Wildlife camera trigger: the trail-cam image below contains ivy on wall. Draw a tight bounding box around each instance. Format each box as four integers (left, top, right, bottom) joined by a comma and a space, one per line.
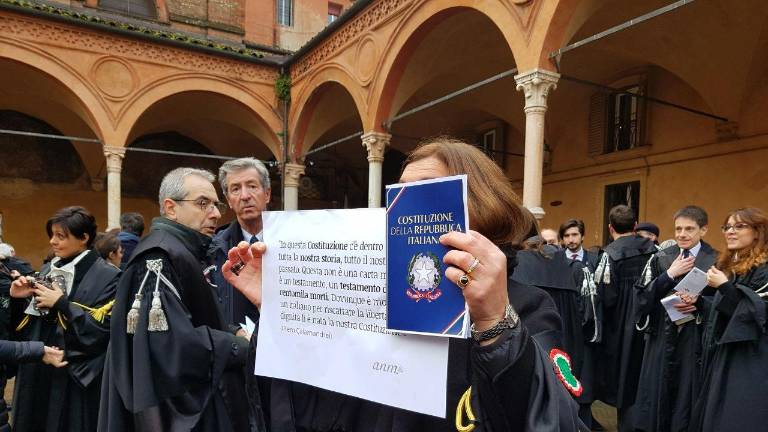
275, 74, 292, 102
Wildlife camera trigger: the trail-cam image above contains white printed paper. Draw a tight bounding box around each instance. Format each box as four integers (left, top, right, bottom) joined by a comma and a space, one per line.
661, 294, 695, 324
240, 316, 256, 338
256, 208, 450, 418
674, 267, 708, 296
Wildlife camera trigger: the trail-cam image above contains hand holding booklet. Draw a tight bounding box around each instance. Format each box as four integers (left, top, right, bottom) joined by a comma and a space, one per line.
385, 175, 470, 338
661, 267, 709, 324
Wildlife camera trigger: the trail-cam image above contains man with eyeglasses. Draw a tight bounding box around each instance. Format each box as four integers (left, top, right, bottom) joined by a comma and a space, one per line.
632, 205, 718, 432
99, 167, 249, 432
210, 158, 271, 334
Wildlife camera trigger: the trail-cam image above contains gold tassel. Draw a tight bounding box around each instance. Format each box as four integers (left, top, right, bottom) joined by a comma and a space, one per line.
126, 293, 141, 334
72, 299, 115, 324
147, 289, 168, 332
15, 315, 30, 332
57, 312, 68, 330
455, 386, 476, 432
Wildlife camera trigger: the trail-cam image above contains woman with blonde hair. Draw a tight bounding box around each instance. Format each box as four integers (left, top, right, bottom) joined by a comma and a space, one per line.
690, 207, 768, 432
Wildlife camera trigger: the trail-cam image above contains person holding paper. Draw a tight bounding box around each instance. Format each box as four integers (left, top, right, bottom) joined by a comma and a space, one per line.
689, 207, 768, 432
223, 138, 584, 432
98, 168, 250, 432
632, 205, 718, 432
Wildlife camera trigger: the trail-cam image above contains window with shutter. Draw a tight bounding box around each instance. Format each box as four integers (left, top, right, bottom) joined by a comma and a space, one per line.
589, 75, 649, 156
588, 92, 608, 155
100, 0, 157, 19
607, 85, 644, 152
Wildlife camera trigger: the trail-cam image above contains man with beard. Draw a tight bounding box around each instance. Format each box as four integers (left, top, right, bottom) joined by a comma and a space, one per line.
211, 158, 271, 331
593, 205, 657, 431
98, 168, 250, 431
559, 219, 599, 272
633, 206, 717, 432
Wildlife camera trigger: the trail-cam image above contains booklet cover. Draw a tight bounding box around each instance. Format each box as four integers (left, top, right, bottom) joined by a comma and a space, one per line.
385, 175, 470, 338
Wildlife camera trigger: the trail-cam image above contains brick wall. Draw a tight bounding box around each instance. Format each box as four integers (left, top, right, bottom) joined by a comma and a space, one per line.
166, 0, 244, 33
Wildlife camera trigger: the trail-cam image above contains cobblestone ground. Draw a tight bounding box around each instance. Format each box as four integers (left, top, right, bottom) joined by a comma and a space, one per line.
592, 401, 618, 432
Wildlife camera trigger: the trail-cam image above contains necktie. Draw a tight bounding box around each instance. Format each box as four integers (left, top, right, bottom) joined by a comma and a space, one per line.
571, 253, 578, 261
683, 249, 690, 258
249, 235, 259, 245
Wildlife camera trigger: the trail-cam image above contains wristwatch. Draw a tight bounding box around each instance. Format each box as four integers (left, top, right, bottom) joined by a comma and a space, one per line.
471, 304, 520, 342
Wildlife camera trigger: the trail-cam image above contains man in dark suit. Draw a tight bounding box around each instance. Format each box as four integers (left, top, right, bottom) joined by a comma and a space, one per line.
559, 218, 599, 272
210, 157, 271, 332
633, 205, 718, 432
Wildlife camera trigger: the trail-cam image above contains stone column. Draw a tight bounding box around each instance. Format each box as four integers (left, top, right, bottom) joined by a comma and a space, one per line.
361, 132, 391, 208
515, 69, 559, 220
283, 162, 305, 211
104, 147, 126, 229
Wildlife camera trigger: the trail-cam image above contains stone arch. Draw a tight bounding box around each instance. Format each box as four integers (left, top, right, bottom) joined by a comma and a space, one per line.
291, 74, 365, 158
0, 38, 112, 181
115, 73, 282, 158
369, 1, 525, 130
0, 37, 108, 139
290, 64, 367, 154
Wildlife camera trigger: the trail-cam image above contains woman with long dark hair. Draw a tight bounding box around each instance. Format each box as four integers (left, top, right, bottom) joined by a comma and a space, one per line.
10, 206, 120, 432
690, 207, 768, 431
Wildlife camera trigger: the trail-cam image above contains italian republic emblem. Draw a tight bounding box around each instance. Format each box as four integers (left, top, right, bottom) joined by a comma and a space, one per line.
406, 252, 442, 302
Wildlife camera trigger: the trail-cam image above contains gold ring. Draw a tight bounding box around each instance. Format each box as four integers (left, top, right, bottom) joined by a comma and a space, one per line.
458, 273, 471, 289
466, 257, 481, 275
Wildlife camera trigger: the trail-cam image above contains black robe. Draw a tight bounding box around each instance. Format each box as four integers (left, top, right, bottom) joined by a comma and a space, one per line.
512, 247, 589, 403
12, 250, 120, 432
632, 242, 717, 432
98, 217, 250, 432
688, 262, 768, 432
245, 251, 586, 432
594, 234, 656, 410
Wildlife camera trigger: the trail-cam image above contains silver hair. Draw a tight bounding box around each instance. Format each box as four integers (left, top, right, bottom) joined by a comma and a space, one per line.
0, 243, 14, 259
158, 167, 216, 215
218, 157, 271, 196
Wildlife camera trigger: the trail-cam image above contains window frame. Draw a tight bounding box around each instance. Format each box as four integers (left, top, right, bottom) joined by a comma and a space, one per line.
277, 0, 294, 27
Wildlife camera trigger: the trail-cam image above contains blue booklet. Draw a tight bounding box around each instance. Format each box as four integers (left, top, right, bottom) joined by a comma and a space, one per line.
385, 175, 470, 338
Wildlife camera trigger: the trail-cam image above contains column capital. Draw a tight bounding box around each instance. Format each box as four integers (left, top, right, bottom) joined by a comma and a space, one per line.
104, 146, 126, 174
514, 69, 560, 112
284, 162, 305, 188
526, 206, 546, 220
103, 146, 126, 158
361, 132, 391, 163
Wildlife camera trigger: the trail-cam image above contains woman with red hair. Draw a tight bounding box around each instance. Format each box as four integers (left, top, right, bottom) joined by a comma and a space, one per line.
690, 207, 768, 432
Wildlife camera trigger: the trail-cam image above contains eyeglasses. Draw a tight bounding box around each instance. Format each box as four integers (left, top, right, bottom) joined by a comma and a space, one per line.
721, 223, 751, 233
175, 198, 227, 214
228, 184, 263, 197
